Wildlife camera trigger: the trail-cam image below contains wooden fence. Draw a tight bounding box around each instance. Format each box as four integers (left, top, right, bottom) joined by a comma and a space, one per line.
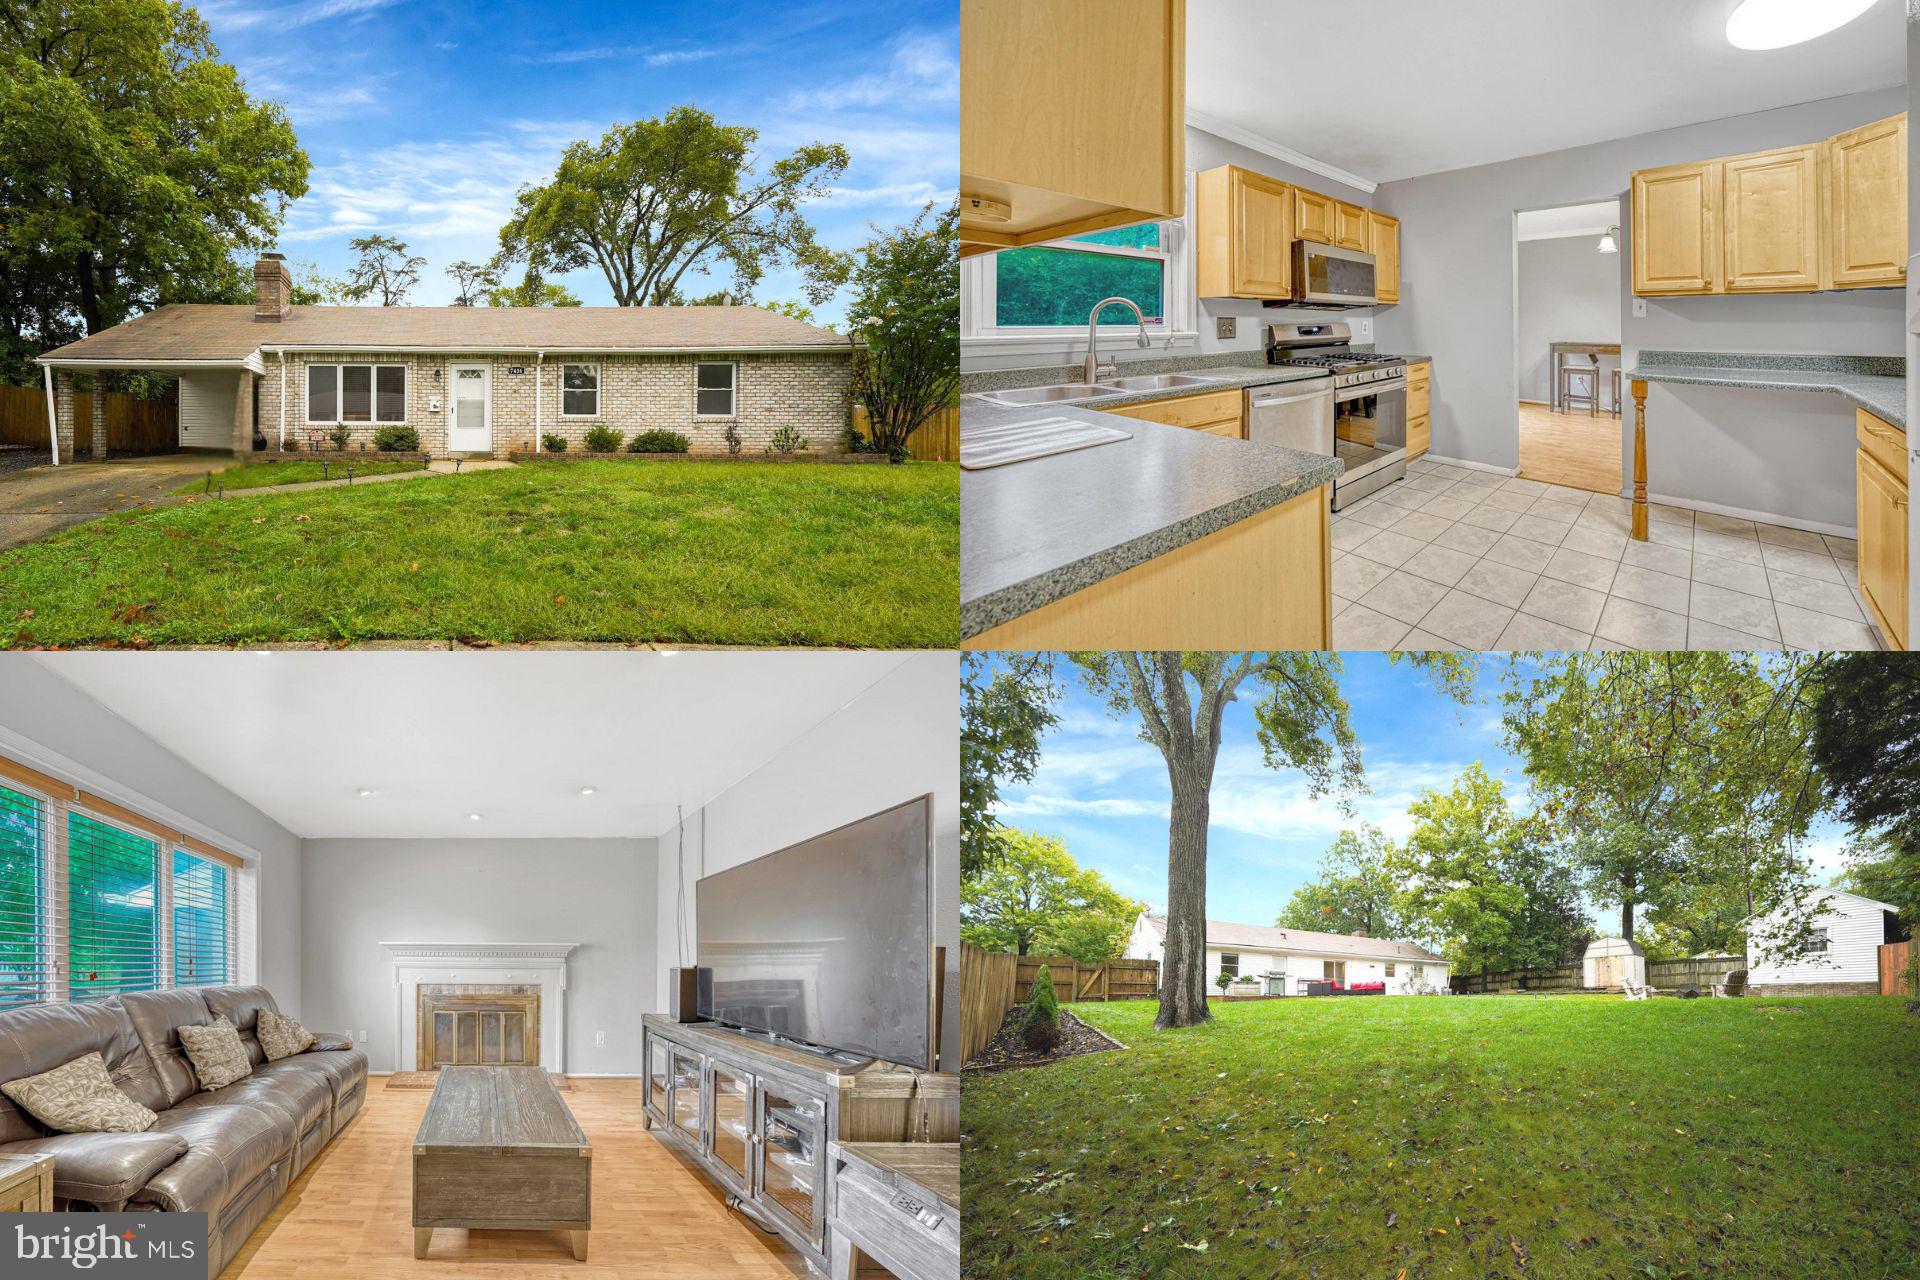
851, 404, 959, 462
959, 944, 1160, 1065
960, 942, 1019, 1065
0, 384, 178, 454
1880, 940, 1915, 996
1450, 954, 1746, 994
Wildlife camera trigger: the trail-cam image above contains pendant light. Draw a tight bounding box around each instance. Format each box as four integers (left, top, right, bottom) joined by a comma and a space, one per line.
1596, 226, 1620, 254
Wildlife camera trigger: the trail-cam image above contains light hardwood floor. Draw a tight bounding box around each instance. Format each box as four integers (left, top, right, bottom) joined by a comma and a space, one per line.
223, 1077, 807, 1280
1517, 401, 1623, 495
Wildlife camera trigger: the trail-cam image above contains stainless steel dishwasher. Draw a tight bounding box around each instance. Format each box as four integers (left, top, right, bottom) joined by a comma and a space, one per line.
1245, 374, 1335, 461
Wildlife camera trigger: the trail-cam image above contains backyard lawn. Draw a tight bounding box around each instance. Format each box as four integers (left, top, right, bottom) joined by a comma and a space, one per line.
963, 995, 1920, 1280
0, 461, 957, 647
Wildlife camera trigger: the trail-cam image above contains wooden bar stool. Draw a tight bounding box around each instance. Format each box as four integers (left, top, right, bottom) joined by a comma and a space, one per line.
1610, 366, 1622, 417
1556, 359, 1600, 416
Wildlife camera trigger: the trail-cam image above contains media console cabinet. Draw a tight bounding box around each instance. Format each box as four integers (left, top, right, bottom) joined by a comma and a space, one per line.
640, 1014, 958, 1275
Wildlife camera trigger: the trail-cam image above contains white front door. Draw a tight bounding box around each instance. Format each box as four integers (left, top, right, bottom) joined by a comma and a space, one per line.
447, 363, 491, 452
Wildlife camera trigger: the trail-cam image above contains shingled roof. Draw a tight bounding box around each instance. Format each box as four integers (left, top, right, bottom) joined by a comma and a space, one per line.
39, 304, 853, 365
1140, 914, 1447, 963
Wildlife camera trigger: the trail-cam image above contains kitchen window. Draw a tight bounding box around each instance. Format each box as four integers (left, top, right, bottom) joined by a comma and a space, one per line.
695, 362, 735, 417
960, 218, 1195, 358
562, 363, 599, 417
306, 363, 407, 424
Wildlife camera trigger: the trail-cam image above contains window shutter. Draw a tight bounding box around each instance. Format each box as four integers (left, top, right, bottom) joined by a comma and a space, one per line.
171, 849, 231, 988
0, 785, 50, 1011
64, 811, 160, 1003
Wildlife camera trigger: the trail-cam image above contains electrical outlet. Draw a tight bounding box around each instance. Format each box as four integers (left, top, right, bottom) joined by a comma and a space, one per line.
357, 1029, 367, 1043
1215, 315, 1236, 340
595, 1030, 606, 1047
1354, 317, 1373, 341
1632, 297, 1648, 318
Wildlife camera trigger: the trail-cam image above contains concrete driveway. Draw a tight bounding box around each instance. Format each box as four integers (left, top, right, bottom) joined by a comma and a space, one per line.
0, 456, 224, 550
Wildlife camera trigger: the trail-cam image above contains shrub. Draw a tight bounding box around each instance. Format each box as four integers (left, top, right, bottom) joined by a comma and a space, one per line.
724, 423, 743, 456
1215, 971, 1234, 996
583, 425, 623, 453
326, 424, 353, 452
542, 433, 568, 453
627, 429, 691, 454
373, 424, 419, 452
1020, 966, 1061, 1053
281, 437, 302, 452
768, 424, 809, 454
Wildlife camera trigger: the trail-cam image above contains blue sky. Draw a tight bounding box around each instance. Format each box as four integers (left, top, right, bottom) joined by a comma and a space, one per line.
994, 655, 1852, 931
194, 0, 957, 325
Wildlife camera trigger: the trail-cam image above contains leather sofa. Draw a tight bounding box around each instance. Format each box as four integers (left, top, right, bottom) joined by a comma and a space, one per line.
0, 985, 367, 1278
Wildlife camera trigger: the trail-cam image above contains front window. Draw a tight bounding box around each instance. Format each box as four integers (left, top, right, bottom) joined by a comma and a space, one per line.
1220, 952, 1239, 978
171, 850, 231, 987
563, 364, 600, 417
306, 363, 406, 424
66, 812, 159, 1003
696, 362, 736, 417
0, 785, 48, 1011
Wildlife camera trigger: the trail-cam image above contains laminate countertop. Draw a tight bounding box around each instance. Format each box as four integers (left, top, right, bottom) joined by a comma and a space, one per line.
960, 380, 1342, 639
1627, 352, 1905, 429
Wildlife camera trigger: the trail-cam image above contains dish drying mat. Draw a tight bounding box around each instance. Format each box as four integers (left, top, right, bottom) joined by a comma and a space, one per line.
961, 416, 1131, 469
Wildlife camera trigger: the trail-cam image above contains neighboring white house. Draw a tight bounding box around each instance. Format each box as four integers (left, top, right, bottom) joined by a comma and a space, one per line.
1746, 888, 1902, 995
1125, 912, 1450, 995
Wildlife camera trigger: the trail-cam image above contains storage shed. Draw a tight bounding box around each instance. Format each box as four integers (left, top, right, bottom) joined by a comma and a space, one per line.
1583, 936, 1645, 991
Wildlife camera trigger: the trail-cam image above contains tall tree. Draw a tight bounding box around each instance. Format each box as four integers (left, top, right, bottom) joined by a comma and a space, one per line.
1836, 830, 1920, 924
484, 256, 581, 308
1276, 824, 1403, 938
1809, 652, 1920, 849
0, 0, 308, 368
847, 202, 958, 459
286, 258, 347, 306
960, 653, 1059, 880
960, 829, 1142, 960
444, 260, 499, 307
499, 106, 850, 307
1074, 653, 1364, 1028
343, 235, 424, 306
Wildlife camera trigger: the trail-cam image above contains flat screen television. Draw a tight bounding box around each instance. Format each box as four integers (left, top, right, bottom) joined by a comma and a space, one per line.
696, 795, 933, 1070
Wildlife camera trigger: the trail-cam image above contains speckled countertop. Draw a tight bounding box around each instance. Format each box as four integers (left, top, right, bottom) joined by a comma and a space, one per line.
960, 388, 1342, 639
1627, 351, 1906, 429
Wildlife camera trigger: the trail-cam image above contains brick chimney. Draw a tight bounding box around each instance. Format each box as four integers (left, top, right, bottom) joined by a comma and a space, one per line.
253, 253, 293, 321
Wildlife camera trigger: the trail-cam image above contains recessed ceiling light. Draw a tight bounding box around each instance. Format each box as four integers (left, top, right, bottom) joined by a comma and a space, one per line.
579, 787, 597, 797
357, 788, 375, 798
1725, 0, 1876, 50
468, 813, 482, 821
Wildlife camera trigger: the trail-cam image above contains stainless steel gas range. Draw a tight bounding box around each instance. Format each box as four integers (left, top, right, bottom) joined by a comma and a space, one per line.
1265, 321, 1408, 509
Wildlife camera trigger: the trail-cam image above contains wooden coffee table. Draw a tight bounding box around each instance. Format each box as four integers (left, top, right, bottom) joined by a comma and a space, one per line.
412, 1066, 592, 1261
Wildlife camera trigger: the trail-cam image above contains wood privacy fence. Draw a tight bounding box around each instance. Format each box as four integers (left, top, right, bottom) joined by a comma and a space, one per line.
959, 943, 1160, 1065
1450, 954, 1746, 994
851, 404, 959, 462
960, 942, 1019, 1065
1880, 940, 1916, 996
0, 385, 177, 453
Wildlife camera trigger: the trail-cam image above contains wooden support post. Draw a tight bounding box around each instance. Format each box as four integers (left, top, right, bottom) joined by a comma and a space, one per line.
1630, 378, 1649, 541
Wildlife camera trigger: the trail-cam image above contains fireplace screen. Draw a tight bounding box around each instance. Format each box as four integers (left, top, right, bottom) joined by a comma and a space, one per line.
416, 984, 539, 1070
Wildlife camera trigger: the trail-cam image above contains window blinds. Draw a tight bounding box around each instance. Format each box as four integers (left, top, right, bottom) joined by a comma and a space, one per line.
0, 785, 49, 1011
65, 811, 160, 1003
171, 849, 231, 988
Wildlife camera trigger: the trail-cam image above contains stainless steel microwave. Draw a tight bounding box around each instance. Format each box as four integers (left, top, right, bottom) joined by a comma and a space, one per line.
1290, 240, 1377, 308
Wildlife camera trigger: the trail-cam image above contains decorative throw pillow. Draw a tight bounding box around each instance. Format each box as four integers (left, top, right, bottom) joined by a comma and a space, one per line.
0, 1051, 157, 1134
176, 1018, 252, 1091
257, 1008, 316, 1062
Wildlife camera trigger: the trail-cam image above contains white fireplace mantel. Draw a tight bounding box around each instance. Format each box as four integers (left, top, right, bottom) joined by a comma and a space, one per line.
381, 941, 580, 1075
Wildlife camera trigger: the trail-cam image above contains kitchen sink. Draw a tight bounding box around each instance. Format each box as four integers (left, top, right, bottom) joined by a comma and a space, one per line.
1096, 373, 1225, 391
971, 383, 1123, 406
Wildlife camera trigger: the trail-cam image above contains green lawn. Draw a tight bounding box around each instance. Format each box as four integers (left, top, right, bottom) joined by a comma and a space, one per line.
172, 458, 425, 493
0, 461, 957, 647
963, 995, 1920, 1280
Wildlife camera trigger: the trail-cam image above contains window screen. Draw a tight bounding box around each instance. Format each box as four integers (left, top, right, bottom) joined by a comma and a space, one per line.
0, 786, 48, 1012
66, 812, 158, 1003
563, 364, 599, 417
375, 366, 406, 423
306, 364, 338, 422
341, 365, 373, 422
695, 362, 735, 416
171, 850, 230, 988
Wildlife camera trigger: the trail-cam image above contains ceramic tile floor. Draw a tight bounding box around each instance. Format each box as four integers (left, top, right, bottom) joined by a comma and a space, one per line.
1331, 458, 1884, 652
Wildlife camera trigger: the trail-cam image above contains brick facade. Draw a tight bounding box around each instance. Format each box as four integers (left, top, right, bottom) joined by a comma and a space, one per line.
255, 350, 852, 456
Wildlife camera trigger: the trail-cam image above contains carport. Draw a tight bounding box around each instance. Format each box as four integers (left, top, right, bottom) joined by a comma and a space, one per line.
35, 355, 261, 465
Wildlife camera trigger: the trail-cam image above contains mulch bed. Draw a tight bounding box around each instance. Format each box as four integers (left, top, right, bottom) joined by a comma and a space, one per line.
0, 449, 50, 475
963, 1007, 1127, 1074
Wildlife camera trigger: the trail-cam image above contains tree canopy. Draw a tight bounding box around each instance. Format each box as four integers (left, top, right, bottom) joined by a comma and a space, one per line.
1276, 824, 1404, 939
960, 653, 1060, 881
960, 829, 1142, 962
847, 202, 958, 458
343, 235, 424, 306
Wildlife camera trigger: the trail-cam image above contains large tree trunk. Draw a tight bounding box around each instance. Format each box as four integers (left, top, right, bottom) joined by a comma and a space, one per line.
1158, 762, 1212, 1029
1620, 872, 1637, 940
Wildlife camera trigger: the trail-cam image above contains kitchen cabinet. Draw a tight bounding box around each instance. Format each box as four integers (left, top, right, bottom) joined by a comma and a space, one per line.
959, 0, 1185, 256
1333, 201, 1371, 252
1103, 387, 1243, 437
1830, 113, 1908, 288
1294, 187, 1337, 245
1722, 144, 1822, 292
1856, 408, 1907, 649
1369, 211, 1401, 304
1406, 360, 1430, 460
1195, 165, 1293, 299
1632, 160, 1720, 295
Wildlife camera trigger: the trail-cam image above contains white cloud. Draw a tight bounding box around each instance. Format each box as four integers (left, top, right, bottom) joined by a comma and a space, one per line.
202, 0, 406, 31
785, 32, 956, 113
515, 44, 720, 66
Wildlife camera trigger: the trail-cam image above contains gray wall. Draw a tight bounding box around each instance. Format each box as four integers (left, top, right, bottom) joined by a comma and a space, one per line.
1516, 234, 1622, 407
0, 658, 306, 1004
1376, 88, 1905, 531
656, 652, 960, 1072
299, 837, 656, 1075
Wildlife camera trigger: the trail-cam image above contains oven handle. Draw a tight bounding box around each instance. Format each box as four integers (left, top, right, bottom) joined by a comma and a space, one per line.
1335, 376, 1407, 401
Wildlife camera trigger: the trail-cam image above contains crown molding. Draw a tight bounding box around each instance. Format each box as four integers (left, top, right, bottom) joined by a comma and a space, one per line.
1185, 109, 1380, 195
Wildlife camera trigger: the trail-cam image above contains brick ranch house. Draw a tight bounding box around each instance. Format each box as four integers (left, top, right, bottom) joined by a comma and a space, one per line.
34, 254, 856, 461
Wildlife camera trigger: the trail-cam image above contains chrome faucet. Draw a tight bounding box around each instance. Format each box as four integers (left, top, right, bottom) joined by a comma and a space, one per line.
1083, 296, 1150, 385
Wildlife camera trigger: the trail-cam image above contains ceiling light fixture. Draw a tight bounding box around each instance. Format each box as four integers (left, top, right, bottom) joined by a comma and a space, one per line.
1725, 0, 1876, 50
1596, 225, 1620, 254
357, 788, 374, 798
579, 787, 597, 797
468, 813, 482, 821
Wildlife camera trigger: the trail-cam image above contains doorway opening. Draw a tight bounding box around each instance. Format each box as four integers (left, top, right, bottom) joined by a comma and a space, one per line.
1513, 199, 1624, 493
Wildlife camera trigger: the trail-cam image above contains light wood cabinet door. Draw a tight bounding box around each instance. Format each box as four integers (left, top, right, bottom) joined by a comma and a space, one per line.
1369, 211, 1401, 303
1857, 447, 1908, 650
1632, 160, 1719, 295
1830, 113, 1908, 288
1332, 201, 1370, 251
1196, 165, 1292, 298
1294, 187, 1336, 244
960, 0, 1185, 254
1722, 145, 1822, 292
1103, 388, 1243, 432
1406, 415, 1430, 460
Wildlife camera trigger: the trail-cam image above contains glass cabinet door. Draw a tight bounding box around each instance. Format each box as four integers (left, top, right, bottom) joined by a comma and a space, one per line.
669, 1048, 702, 1141
755, 1082, 826, 1244
646, 1035, 670, 1119
708, 1061, 753, 1192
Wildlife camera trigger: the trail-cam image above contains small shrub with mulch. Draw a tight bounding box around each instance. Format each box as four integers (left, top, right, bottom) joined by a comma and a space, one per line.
628, 429, 691, 454
965, 1006, 1123, 1074
583, 425, 623, 453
